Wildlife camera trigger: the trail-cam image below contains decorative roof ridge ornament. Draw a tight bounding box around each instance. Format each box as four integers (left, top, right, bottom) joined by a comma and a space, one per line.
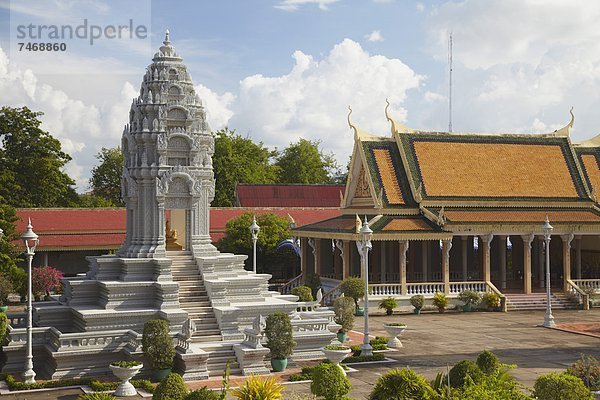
385, 98, 414, 135
576, 132, 600, 147
347, 105, 378, 141
355, 214, 362, 233
553, 107, 574, 137
414, 181, 423, 203
436, 206, 447, 227
376, 188, 384, 209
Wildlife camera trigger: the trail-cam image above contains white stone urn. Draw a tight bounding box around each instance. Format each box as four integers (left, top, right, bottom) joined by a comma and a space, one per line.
322, 345, 352, 376
383, 323, 407, 348
109, 362, 143, 397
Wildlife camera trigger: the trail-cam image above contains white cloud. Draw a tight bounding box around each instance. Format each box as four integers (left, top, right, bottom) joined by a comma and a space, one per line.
416, 2, 425, 12
228, 39, 422, 164
274, 0, 339, 11
420, 0, 600, 140
365, 30, 384, 43
194, 84, 235, 130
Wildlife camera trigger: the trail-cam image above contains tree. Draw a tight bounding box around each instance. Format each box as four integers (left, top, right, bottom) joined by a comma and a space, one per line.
89, 147, 124, 206
216, 212, 290, 256
212, 128, 279, 207
0, 197, 26, 298
0, 106, 78, 207
275, 138, 339, 184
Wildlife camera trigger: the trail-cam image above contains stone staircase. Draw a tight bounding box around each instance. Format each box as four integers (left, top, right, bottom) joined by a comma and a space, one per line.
505, 292, 579, 311
169, 251, 222, 342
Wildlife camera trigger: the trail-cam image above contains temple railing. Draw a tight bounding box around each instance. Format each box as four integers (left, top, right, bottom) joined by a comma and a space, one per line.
567, 279, 590, 310
449, 281, 486, 294
6, 312, 26, 328
572, 279, 600, 293
322, 282, 343, 306
369, 281, 489, 297
280, 273, 303, 294
485, 281, 507, 312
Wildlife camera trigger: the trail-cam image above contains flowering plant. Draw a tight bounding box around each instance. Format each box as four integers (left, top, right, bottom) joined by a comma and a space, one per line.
32, 266, 63, 299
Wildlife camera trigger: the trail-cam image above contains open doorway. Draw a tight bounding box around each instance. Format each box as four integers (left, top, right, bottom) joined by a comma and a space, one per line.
166, 209, 188, 251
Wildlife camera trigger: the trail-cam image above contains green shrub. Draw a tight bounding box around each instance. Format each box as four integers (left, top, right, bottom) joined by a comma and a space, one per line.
567, 354, 600, 391
532, 372, 593, 400
265, 312, 296, 360
410, 294, 424, 310
333, 296, 355, 333
305, 273, 322, 298
0, 274, 13, 306
432, 292, 448, 311
110, 360, 142, 368
483, 292, 501, 309
0, 312, 7, 345
368, 368, 435, 400
342, 353, 385, 364
477, 350, 500, 375
310, 363, 351, 400
142, 319, 175, 370
185, 387, 220, 400
448, 360, 483, 388
152, 372, 189, 400
455, 371, 531, 400
378, 297, 397, 315
77, 394, 116, 400
292, 285, 314, 302
230, 374, 284, 400
340, 277, 365, 309
458, 290, 482, 306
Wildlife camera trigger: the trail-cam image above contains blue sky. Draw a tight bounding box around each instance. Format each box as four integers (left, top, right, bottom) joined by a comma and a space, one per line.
1, 0, 600, 190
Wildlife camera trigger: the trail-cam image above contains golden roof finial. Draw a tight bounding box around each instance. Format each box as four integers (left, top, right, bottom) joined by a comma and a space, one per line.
347, 105, 378, 141
554, 107, 574, 137
385, 98, 414, 134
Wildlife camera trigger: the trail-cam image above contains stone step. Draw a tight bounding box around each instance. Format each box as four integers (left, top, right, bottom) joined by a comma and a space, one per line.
192, 334, 223, 343
179, 296, 210, 303
193, 329, 222, 337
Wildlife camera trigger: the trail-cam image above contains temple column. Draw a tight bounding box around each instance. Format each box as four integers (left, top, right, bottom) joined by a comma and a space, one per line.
481, 234, 493, 283
309, 239, 320, 276
461, 236, 468, 281
575, 236, 582, 279
381, 241, 387, 283
342, 241, 351, 279
421, 241, 429, 282
522, 234, 534, 294
562, 234, 574, 292
498, 235, 507, 289
300, 238, 309, 275
397, 240, 408, 295
442, 239, 452, 294
538, 237, 545, 288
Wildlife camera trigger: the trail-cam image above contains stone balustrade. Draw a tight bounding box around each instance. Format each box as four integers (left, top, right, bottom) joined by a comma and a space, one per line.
572, 279, 600, 293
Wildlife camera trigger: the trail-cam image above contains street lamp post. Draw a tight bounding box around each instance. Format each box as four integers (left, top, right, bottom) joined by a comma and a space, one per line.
357, 216, 373, 357
21, 218, 38, 384
542, 216, 555, 328
250, 216, 260, 274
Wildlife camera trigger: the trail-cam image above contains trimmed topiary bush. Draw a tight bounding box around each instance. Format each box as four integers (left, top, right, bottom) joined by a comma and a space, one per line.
310, 362, 351, 400
477, 350, 500, 375
533, 372, 593, 400
410, 294, 424, 311
448, 360, 484, 388
152, 372, 189, 400
0, 312, 7, 345
368, 368, 435, 400
265, 312, 296, 360
230, 374, 284, 400
185, 387, 220, 400
292, 285, 313, 302
0, 274, 13, 307
333, 296, 355, 334
142, 319, 175, 370
340, 277, 364, 310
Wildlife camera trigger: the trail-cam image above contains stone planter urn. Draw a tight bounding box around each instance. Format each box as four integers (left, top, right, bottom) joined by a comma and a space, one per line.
322, 346, 351, 376
109, 363, 143, 396
383, 323, 406, 348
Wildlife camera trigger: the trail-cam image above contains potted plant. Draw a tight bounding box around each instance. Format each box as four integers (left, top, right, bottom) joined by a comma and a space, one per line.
410, 295, 424, 315
383, 323, 407, 348
482, 292, 501, 311
432, 292, 448, 313
378, 297, 397, 316
142, 319, 175, 381
264, 312, 296, 372
322, 345, 352, 375
340, 277, 365, 316
0, 274, 13, 312
458, 290, 482, 312
110, 360, 143, 396
333, 296, 355, 343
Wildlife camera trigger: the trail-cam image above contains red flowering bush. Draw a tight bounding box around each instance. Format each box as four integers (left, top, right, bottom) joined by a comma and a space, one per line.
32, 266, 63, 299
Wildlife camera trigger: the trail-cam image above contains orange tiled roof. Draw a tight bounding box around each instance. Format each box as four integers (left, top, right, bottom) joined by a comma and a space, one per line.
412, 140, 579, 198
373, 148, 404, 205
580, 154, 600, 198
442, 209, 600, 223
380, 218, 433, 231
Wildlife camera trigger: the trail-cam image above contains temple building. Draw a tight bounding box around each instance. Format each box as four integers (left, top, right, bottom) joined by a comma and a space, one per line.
291, 103, 600, 310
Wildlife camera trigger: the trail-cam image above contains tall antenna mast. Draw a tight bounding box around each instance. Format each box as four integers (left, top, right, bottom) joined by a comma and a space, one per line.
448, 32, 453, 132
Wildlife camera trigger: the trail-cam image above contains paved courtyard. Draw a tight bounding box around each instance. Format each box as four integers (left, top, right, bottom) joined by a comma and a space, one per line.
2, 308, 599, 399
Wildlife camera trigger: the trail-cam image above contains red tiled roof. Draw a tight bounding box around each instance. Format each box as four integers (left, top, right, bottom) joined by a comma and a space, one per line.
15, 208, 341, 250
235, 184, 344, 207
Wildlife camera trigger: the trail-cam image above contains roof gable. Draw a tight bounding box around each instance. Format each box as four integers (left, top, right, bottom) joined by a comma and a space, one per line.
575, 147, 600, 203
399, 133, 587, 202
